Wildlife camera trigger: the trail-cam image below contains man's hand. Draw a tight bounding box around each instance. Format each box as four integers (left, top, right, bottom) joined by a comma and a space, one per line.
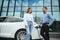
47, 24, 50, 27
25, 25, 29, 28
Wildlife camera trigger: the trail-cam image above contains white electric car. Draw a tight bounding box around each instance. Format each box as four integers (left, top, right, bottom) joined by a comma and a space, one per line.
0, 16, 43, 40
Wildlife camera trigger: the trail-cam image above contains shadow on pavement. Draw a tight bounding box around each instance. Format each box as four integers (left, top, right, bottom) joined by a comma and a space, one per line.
0, 37, 14, 40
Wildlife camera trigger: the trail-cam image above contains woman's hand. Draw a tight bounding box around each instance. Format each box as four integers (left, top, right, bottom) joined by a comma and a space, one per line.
25, 25, 29, 28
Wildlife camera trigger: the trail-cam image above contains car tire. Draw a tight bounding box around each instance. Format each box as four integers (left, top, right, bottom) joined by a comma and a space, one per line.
15, 30, 26, 40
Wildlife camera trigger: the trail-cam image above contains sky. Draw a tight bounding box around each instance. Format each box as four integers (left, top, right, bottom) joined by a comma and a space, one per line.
0, 0, 60, 21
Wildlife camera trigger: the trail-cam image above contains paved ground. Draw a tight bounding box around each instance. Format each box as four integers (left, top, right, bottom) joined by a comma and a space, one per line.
0, 38, 14, 40
0, 37, 60, 40
50, 37, 60, 40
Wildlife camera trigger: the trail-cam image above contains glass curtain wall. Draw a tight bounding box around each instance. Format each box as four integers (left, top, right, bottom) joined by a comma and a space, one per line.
0, 0, 60, 32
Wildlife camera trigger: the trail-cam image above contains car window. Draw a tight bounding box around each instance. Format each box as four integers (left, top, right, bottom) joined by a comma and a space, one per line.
5, 17, 23, 22
0, 17, 6, 22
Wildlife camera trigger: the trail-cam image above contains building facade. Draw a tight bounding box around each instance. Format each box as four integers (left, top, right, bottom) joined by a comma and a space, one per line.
0, 0, 60, 32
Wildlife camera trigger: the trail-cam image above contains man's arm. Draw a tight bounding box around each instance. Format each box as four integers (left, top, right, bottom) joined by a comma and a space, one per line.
48, 13, 54, 25
40, 17, 43, 26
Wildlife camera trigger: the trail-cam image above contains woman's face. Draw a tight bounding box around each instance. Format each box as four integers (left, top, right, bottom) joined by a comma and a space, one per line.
29, 9, 32, 14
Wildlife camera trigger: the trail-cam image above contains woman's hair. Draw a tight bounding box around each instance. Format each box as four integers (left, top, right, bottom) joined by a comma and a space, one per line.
26, 8, 32, 13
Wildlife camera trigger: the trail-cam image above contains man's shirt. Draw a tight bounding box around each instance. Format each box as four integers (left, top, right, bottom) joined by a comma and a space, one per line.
40, 12, 54, 26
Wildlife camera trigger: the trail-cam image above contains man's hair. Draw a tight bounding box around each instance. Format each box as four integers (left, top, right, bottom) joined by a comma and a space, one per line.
26, 8, 32, 13
43, 6, 47, 10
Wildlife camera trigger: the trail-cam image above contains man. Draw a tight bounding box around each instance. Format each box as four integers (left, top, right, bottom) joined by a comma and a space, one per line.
40, 7, 54, 40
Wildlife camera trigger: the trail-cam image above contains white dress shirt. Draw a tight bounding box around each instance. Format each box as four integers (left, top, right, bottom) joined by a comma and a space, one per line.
24, 13, 34, 26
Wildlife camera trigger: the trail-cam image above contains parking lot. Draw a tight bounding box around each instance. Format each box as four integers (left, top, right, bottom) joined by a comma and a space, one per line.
0, 37, 60, 40
0, 33, 60, 40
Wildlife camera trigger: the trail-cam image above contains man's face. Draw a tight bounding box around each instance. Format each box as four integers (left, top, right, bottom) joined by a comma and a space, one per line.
42, 8, 47, 13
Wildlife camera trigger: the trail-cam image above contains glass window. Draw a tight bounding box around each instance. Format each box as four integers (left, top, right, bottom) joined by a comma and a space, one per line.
20, 11, 24, 18
47, 7, 51, 12
16, 0, 21, 6
52, 7, 59, 12
37, 12, 43, 17
36, 0, 43, 6
0, 7, 1, 11
9, 7, 14, 12
28, 0, 37, 6
2, 7, 7, 12
32, 12, 36, 17
8, 12, 13, 16
3, 0, 8, 7
31, 7, 36, 11
24, 11, 26, 14
22, 0, 28, 6
15, 12, 20, 17
32, 12, 36, 21
52, 0, 59, 6
22, 7, 28, 11
1, 12, 6, 16
53, 12, 60, 21
15, 7, 21, 12
36, 12, 43, 23
6, 17, 23, 22
31, 3, 36, 6
0, 0, 2, 7
36, 7, 43, 12
9, 0, 15, 6
44, 0, 51, 6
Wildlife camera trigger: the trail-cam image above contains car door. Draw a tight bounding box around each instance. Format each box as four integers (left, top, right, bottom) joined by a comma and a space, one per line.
0, 17, 24, 37
0, 17, 18, 37
0, 17, 6, 36
0, 22, 17, 36
0, 17, 2, 34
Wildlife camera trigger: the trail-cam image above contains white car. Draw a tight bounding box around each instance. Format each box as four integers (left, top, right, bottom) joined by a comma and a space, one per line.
0, 16, 43, 40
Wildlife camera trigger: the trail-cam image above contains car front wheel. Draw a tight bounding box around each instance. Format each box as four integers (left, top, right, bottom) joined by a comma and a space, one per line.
15, 30, 26, 40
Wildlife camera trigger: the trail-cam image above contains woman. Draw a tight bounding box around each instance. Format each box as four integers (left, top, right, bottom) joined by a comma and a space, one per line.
24, 8, 34, 40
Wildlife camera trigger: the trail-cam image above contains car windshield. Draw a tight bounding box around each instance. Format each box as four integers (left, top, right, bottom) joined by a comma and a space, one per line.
5, 17, 23, 22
